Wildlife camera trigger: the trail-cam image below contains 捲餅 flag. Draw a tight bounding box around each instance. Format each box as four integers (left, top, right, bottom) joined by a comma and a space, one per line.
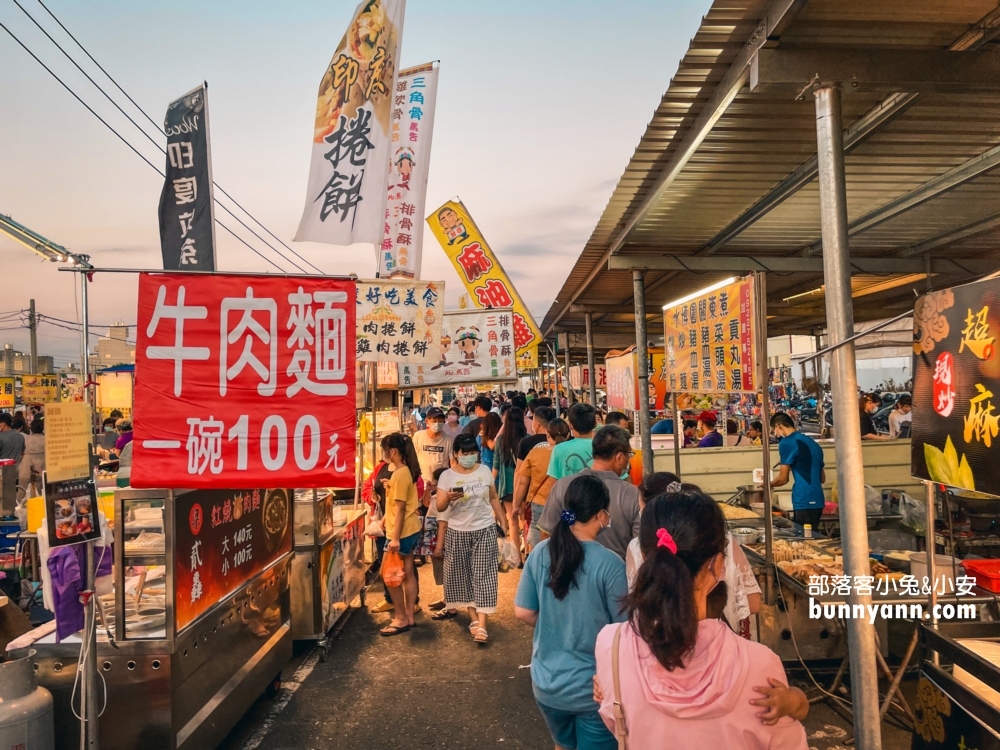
295, 0, 406, 247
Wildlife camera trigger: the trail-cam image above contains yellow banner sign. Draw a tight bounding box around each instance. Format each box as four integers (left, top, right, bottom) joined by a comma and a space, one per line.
427, 199, 541, 370
22, 374, 60, 403
0, 378, 14, 408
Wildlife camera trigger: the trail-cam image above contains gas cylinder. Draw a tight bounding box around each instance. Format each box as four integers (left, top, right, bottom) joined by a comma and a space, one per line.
0, 650, 55, 750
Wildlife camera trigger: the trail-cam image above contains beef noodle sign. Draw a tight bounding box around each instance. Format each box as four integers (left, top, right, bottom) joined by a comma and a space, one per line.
132, 273, 356, 489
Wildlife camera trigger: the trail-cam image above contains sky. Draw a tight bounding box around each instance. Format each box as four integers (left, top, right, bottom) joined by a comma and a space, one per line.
0, 0, 704, 368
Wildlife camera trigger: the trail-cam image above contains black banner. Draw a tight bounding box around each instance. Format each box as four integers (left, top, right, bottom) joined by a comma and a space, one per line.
158, 84, 216, 270
912, 277, 1000, 496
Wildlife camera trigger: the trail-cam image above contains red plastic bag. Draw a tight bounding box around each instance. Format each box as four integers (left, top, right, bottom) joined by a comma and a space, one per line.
381, 550, 405, 588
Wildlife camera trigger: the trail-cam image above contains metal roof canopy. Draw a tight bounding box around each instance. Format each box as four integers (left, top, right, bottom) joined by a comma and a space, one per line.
542, 0, 1000, 354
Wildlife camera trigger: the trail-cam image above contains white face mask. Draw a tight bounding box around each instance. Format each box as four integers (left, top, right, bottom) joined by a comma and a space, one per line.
457, 454, 477, 469
446, 414, 458, 424
429, 422, 443, 434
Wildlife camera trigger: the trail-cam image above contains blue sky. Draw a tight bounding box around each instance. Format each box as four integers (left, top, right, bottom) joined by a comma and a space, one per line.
0, 0, 704, 366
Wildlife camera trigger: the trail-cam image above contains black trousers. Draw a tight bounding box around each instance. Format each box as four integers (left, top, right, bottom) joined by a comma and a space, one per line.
792, 507, 823, 531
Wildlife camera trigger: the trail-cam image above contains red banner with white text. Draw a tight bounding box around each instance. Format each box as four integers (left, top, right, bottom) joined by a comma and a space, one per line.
132, 273, 356, 489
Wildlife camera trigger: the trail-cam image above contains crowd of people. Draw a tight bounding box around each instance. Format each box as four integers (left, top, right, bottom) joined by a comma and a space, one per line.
365, 389, 820, 749
0, 405, 47, 499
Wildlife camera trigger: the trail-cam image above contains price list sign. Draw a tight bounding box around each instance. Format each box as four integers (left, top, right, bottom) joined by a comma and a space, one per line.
662, 275, 757, 394
132, 274, 356, 489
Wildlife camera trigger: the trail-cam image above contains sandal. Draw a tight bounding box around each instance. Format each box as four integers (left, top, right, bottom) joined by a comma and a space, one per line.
380, 623, 411, 637
474, 628, 488, 644
431, 609, 457, 620
469, 621, 480, 636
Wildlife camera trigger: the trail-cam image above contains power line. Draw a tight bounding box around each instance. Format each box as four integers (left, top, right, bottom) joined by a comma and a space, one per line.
0, 18, 289, 273
27, 0, 325, 276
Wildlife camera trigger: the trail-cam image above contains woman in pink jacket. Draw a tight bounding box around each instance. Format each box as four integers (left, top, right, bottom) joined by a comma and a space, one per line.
594, 488, 808, 749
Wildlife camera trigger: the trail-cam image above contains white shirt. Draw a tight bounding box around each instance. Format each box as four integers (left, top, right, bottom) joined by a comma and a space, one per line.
438, 464, 496, 532
888, 410, 911, 438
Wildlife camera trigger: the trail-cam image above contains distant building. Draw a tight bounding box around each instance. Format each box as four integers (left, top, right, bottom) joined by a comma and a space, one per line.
88, 324, 135, 370
0, 344, 55, 375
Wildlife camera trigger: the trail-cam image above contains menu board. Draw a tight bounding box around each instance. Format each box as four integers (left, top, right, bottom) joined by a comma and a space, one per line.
22, 374, 60, 403
399, 308, 517, 387
45, 402, 94, 483
605, 350, 638, 411
911, 279, 1000, 496
0, 378, 14, 408
662, 275, 757, 393
44, 474, 102, 547
173, 487, 292, 631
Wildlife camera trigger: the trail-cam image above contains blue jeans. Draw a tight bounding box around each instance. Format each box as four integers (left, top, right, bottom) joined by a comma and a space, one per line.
526, 502, 545, 549
535, 700, 617, 750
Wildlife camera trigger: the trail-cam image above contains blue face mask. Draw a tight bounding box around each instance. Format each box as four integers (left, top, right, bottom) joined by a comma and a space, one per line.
457, 454, 477, 469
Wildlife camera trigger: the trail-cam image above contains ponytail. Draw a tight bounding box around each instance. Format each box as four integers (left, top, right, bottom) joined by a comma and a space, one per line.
380, 432, 422, 483
547, 474, 610, 600
626, 488, 726, 671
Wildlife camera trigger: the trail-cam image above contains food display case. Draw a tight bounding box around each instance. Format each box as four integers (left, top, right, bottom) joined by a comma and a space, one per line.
10, 486, 294, 750
291, 488, 368, 649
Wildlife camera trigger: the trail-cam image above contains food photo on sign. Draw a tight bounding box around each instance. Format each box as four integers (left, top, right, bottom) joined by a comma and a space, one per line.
911, 279, 1000, 497
131, 273, 356, 489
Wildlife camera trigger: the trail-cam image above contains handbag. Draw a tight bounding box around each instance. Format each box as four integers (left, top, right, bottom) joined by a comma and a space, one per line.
364, 503, 385, 538
612, 624, 628, 750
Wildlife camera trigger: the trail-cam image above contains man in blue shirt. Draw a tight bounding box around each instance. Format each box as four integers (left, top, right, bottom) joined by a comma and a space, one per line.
770, 412, 826, 529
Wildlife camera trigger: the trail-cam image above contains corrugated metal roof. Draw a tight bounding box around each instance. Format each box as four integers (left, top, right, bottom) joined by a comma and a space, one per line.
543, 0, 1000, 351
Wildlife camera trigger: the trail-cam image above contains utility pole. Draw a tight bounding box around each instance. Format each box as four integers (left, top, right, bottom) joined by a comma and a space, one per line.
28, 299, 38, 374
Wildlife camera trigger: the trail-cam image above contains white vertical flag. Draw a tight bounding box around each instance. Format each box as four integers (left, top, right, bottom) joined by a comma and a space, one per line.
378, 62, 439, 279
294, 0, 406, 246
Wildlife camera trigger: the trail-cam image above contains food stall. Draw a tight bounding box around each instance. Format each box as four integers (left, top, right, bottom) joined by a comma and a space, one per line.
908, 278, 1000, 748
9, 486, 293, 750
291, 487, 368, 650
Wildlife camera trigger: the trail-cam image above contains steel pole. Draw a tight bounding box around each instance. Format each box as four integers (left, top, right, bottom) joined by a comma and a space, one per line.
585, 312, 597, 406
565, 346, 573, 404
814, 84, 882, 750
756, 272, 774, 604
632, 270, 654, 478
28, 298, 38, 374
671, 393, 682, 478
78, 263, 100, 749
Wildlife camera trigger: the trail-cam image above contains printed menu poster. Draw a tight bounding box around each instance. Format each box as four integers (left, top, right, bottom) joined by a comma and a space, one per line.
44, 474, 102, 548
399, 308, 517, 387
356, 278, 444, 364
662, 275, 757, 394
45, 402, 94, 483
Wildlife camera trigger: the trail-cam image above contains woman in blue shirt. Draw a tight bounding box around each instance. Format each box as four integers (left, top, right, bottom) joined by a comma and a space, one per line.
477, 412, 501, 476
515, 474, 627, 750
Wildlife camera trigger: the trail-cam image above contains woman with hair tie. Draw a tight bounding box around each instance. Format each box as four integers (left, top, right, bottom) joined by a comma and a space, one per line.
515, 474, 627, 750
594, 488, 808, 748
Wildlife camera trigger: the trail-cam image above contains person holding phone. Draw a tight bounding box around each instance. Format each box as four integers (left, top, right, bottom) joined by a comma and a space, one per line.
435, 433, 508, 644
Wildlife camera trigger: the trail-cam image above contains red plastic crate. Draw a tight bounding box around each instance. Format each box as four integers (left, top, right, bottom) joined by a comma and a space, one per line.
962, 559, 1000, 593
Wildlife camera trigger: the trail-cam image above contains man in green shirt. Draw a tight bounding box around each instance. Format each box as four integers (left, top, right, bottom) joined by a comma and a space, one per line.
541, 403, 596, 494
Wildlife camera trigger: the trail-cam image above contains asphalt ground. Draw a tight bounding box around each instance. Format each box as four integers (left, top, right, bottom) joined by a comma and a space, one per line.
221, 562, 915, 750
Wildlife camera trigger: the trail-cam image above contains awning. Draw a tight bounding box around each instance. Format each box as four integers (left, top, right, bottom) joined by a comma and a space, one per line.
542, 0, 1000, 353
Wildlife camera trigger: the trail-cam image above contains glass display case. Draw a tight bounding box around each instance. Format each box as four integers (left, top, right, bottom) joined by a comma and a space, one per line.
12, 486, 294, 750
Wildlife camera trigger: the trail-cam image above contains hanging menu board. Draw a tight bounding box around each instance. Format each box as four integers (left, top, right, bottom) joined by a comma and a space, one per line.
662, 275, 757, 394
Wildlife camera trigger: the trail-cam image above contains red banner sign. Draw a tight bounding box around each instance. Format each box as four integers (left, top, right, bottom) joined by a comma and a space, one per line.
132, 274, 356, 489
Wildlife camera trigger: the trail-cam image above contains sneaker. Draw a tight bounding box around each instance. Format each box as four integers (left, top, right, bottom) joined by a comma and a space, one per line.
372, 599, 394, 613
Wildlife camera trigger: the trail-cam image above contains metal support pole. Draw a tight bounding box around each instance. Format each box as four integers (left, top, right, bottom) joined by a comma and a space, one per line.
632, 270, 654, 479
671, 392, 682, 478
28, 298, 38, 374
565, 346, 573, 404
548, 344, 561, 419
814, 83, 882, 750
756, 272, 774, 605
925, 481, 938, 625
585, 312, 597, 407
76, 262, 99, 749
